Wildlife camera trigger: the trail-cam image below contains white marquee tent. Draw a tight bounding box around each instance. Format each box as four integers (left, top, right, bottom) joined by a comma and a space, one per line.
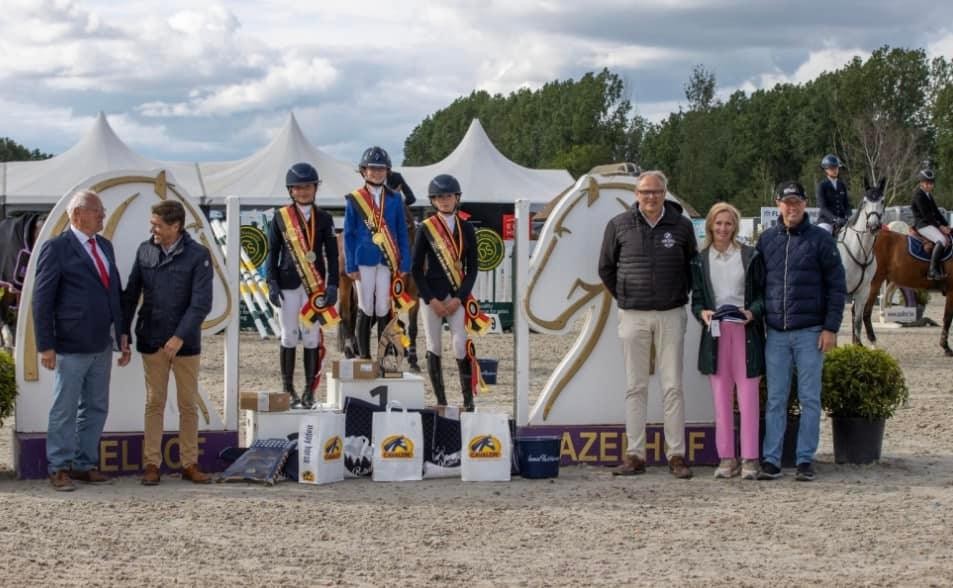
1, 113, 573, 210
200, 113, 361, 206
402, 119, 574, 205
1, 112, 205, 206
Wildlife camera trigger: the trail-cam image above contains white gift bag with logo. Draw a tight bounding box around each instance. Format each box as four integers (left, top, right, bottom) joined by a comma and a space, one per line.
298, 412, 345, 485
372, 401, 423, 482
461, 412, 511, 482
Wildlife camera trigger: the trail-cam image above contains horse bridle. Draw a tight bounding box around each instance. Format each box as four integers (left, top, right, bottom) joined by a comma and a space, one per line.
838, 204, 883, 296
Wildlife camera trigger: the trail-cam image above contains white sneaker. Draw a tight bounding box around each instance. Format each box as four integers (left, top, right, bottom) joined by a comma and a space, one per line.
713, 458, 739, 479
740, 459, 759, 480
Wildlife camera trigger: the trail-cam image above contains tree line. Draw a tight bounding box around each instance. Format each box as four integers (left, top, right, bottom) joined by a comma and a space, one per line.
0, 137, 52, 162
403, 46, 953, 215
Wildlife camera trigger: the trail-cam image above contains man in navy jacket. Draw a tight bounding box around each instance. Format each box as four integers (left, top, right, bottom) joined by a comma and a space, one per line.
32, 190, 131, 491
756, 181, 846, 482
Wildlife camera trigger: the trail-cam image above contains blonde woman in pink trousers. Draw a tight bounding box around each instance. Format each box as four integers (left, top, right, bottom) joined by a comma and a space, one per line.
690, 203, 765, 479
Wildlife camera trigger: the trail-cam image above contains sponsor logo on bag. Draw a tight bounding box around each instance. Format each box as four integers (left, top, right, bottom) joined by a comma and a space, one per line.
380, 434, 415, 458
468, 434, 503, 459
302, 423, 315, 466
323, 436, 343, 461
301, 470, 315, 482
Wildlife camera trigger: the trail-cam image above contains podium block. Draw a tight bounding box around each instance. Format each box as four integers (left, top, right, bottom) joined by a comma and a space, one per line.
326, 372, 426, 410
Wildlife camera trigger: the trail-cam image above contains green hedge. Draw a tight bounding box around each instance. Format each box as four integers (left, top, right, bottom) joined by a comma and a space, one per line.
0, 349, 16, 427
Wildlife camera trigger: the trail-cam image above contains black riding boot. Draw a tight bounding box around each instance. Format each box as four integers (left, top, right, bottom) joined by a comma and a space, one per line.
427, 352, 447, 406
356, 310, 373, 359
280, 347, 301, 408
929, 243, 947, 280
301, 347, 320, 409
456, 358, 475, 412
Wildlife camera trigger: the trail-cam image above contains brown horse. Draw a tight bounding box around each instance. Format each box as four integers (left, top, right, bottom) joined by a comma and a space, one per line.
863, 226, 953, 355
336, 204, 421, 371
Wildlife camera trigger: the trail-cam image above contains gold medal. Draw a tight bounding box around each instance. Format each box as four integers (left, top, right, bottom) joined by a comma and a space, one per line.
372, 232, 386, 246
305, 251, 317, 263
454, 260, 463, 271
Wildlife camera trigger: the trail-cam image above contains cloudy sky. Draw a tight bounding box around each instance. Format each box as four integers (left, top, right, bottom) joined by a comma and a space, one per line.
1, 0, 952, 165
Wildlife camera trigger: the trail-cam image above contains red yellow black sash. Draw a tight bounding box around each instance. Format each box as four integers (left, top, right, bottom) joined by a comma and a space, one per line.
349, 188, 402, 272
421, 215, 490, 335
350, 188, 415, 312
276, 205, 339, 328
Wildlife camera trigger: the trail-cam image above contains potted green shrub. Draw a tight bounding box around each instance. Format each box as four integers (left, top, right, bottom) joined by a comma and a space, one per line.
821, 345, 908, 464
0, 349, 16, 427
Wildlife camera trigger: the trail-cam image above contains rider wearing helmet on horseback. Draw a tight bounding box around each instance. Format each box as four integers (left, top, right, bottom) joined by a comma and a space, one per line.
911, 168, 950, 280
412, 174, 480, 411
816, 154, 851, 237
343, 146, 412, 359
267, 162, 339, 409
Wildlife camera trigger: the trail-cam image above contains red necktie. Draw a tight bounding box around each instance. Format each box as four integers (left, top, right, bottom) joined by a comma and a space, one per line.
87, 238, 110, 289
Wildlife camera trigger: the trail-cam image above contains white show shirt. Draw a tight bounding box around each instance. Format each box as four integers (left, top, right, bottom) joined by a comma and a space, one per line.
710, 245, 745, 308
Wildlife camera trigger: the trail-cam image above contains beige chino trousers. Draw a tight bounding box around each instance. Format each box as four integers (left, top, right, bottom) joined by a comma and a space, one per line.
142, 352, 201, 468
618, 307, 687, 461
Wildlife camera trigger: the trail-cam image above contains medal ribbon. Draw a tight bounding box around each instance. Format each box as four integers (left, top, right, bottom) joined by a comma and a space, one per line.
465, 338, 489, 395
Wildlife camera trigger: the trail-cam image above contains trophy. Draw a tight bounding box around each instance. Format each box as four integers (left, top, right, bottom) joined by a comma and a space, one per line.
376, 317, 409, 378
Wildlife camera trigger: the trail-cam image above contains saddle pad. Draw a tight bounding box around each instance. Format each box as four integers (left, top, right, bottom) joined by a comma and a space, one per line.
906, 236, 953, 262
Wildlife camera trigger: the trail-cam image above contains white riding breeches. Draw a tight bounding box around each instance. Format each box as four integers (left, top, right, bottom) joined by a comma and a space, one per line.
356, 264, 392, 317
421, 295, 468, 359
918, 225, 950, 247
278, 286, 322, 348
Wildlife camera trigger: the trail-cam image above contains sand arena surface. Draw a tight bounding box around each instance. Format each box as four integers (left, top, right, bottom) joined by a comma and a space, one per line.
1, 302, 952, 586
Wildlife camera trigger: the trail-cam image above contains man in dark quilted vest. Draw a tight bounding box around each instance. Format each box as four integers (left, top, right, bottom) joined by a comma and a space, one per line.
755, 181, 846, 482
598, 170, 698, 479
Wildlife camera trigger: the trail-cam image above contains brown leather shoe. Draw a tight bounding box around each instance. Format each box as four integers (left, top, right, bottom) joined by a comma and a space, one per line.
141, 464, 161, 486
70, 469, 112, 484
49, 469, 76, 492
181, 464, 212, 484
668, 455, 693, 479
611, 455, 647, 476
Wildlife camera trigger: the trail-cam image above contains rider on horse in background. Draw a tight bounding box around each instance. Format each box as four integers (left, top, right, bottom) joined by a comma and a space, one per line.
911, 168, 950, 280
816, 154, 851, 238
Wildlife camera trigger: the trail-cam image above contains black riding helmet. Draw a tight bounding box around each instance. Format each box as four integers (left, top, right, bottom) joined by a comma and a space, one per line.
919, 169, 936, 182
359, 146, 392, 170
286, 162, 320, 189
821, 154, 841, 169
428, 174, 462, 197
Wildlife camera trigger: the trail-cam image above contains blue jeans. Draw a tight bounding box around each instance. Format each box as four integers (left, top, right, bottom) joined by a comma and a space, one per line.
46, 348, 112, 474
763, 326, 824, 467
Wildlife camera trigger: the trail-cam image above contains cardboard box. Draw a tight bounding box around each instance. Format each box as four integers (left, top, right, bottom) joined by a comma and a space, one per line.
331, 359, 378, 380
240, 391, 291, 412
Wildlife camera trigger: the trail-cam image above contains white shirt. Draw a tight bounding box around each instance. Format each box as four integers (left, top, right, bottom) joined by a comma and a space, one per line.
296, 203, 312, 221
70, 225, 110, 267
709, 245, 745, 308
639, 206, 665, 228
439, 212, 456, 233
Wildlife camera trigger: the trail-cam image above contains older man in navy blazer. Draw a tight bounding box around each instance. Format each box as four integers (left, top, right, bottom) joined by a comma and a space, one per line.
32, 190, 131, 491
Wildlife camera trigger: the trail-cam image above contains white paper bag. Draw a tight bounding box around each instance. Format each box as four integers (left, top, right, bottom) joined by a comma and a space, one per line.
298, 412, 345, 485
460, 412, 511, 482
372, 401, 423, 482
